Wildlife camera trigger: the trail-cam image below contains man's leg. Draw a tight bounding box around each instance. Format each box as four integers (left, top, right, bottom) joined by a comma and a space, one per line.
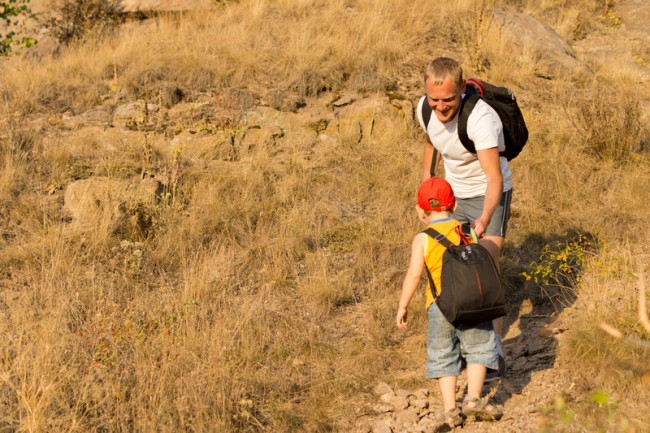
479, 235, 504, 336
455, 190, 512, 381
480, 235, 507, 381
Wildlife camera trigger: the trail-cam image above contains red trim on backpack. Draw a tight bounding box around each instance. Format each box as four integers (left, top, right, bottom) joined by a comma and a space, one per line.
466, 78, 485, 96
455, 225, 471, 245
475, 269, 484, 300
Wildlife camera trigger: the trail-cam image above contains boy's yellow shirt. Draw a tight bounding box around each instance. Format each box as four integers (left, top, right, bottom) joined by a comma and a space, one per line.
422, 218, 473, 309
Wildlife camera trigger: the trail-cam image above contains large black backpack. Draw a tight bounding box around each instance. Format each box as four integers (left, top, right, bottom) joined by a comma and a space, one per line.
422, 225, 506, 326
421, 78, 528, 166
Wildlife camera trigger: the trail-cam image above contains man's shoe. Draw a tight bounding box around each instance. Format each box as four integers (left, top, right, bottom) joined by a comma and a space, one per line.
462, 396, 503, 421
484, 355, 506, 383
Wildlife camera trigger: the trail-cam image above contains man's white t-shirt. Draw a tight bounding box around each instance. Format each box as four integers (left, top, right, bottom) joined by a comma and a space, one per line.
417, 95, 513, 199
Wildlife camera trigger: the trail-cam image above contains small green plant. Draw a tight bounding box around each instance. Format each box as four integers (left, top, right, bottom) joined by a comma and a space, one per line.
538, 390, 637, 432
554, 395, 576, 424
590, 389, 610, 406
522, 232, 598, 305
521, 233, 597, 306
0, 0, 37, 56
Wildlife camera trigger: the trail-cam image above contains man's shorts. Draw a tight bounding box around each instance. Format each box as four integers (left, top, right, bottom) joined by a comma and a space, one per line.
426, 303, 498, 378
452, 189, 512, 237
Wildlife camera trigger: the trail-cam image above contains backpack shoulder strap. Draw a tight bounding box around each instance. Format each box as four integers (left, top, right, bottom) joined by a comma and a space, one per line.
420, 97, 440, 178
422, 227, 457, 300
421, 96, 432, 130
457, 93, 480, 154
422, 263, 437, 300
430, 147, 439, 178
422, 227, 454, 249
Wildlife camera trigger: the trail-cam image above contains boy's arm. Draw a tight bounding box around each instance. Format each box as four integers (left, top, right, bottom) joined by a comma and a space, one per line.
396, 234, 425, 330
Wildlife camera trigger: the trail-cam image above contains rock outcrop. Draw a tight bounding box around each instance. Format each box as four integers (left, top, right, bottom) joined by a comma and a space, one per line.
120, 0, 212, 13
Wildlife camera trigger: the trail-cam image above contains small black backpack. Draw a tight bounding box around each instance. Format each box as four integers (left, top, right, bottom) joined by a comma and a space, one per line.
421, 78, 528, 165
422, 225, 506, 326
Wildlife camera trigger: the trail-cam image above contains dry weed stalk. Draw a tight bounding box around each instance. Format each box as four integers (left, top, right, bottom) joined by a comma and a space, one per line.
598, 261, 650, 349
637, 257, 650, 334
468, 0, 493, 74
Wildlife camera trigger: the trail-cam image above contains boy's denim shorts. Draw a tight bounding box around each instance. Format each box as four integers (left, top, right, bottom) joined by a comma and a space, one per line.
426, 303, 499, 378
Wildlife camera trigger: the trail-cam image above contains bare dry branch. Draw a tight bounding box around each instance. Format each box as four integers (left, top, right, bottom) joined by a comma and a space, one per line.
599, 321, 650, 350
639, 264, 650, 333
599, 322, 624, 339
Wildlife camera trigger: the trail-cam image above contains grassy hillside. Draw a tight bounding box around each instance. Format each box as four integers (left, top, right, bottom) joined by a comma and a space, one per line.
0, 0, 648, 432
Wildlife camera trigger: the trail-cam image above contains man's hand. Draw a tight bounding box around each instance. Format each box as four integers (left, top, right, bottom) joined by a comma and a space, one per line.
471, 216, 490, 238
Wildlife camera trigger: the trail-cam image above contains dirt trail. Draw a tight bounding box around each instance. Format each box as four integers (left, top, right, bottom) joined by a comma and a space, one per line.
342, 2, 650, 432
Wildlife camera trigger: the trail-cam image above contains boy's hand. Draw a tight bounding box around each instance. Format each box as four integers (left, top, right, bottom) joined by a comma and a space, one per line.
396, 306, 409, 330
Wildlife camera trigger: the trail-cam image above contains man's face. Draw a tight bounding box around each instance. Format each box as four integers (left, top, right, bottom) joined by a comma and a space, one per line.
425, 77, 463, 124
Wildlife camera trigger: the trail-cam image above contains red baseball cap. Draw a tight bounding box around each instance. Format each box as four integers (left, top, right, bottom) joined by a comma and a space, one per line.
417, 177, 455, 212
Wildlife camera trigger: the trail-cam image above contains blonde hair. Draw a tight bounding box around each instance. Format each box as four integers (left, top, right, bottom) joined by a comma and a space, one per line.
423, 57, 464, 88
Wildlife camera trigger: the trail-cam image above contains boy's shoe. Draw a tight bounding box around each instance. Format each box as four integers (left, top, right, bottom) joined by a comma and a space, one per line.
484, 355, 506, 383
434, 407, 464, 430
462, 396, 503, 421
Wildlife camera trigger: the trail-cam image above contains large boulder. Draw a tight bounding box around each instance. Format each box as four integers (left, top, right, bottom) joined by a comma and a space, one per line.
64, 177, 163, 234
489, 9, 583, 78
321, 94, 407, 144
170, 130, 235, 162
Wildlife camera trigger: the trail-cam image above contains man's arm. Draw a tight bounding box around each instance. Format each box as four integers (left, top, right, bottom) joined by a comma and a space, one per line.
473, 147, 503, 238
422, 135, 434, 181
417, 136, 437, 225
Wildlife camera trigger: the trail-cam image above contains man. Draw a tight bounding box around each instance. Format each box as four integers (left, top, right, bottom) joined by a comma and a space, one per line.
416, 57, 512, 381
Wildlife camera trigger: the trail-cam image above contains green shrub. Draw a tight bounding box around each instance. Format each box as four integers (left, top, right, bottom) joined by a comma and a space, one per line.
0, 0, 37, 56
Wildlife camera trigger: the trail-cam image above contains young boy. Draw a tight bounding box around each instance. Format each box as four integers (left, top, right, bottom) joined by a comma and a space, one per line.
396, 177, 503, 428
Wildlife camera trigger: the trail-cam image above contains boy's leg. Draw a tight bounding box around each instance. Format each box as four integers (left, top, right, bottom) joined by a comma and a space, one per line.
426, 304, 462, 380
427, 305, 465, 426
456, 321, 498, 374
458, 322, 503, 421
438, 377, 457, 411
462, 379, 503, 421
434, 378, 464, 429
426, 304, 462, 394
466, 364, 487, 399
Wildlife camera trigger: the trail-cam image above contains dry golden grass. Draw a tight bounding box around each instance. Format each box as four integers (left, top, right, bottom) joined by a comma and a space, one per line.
0, 0, 648, 432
